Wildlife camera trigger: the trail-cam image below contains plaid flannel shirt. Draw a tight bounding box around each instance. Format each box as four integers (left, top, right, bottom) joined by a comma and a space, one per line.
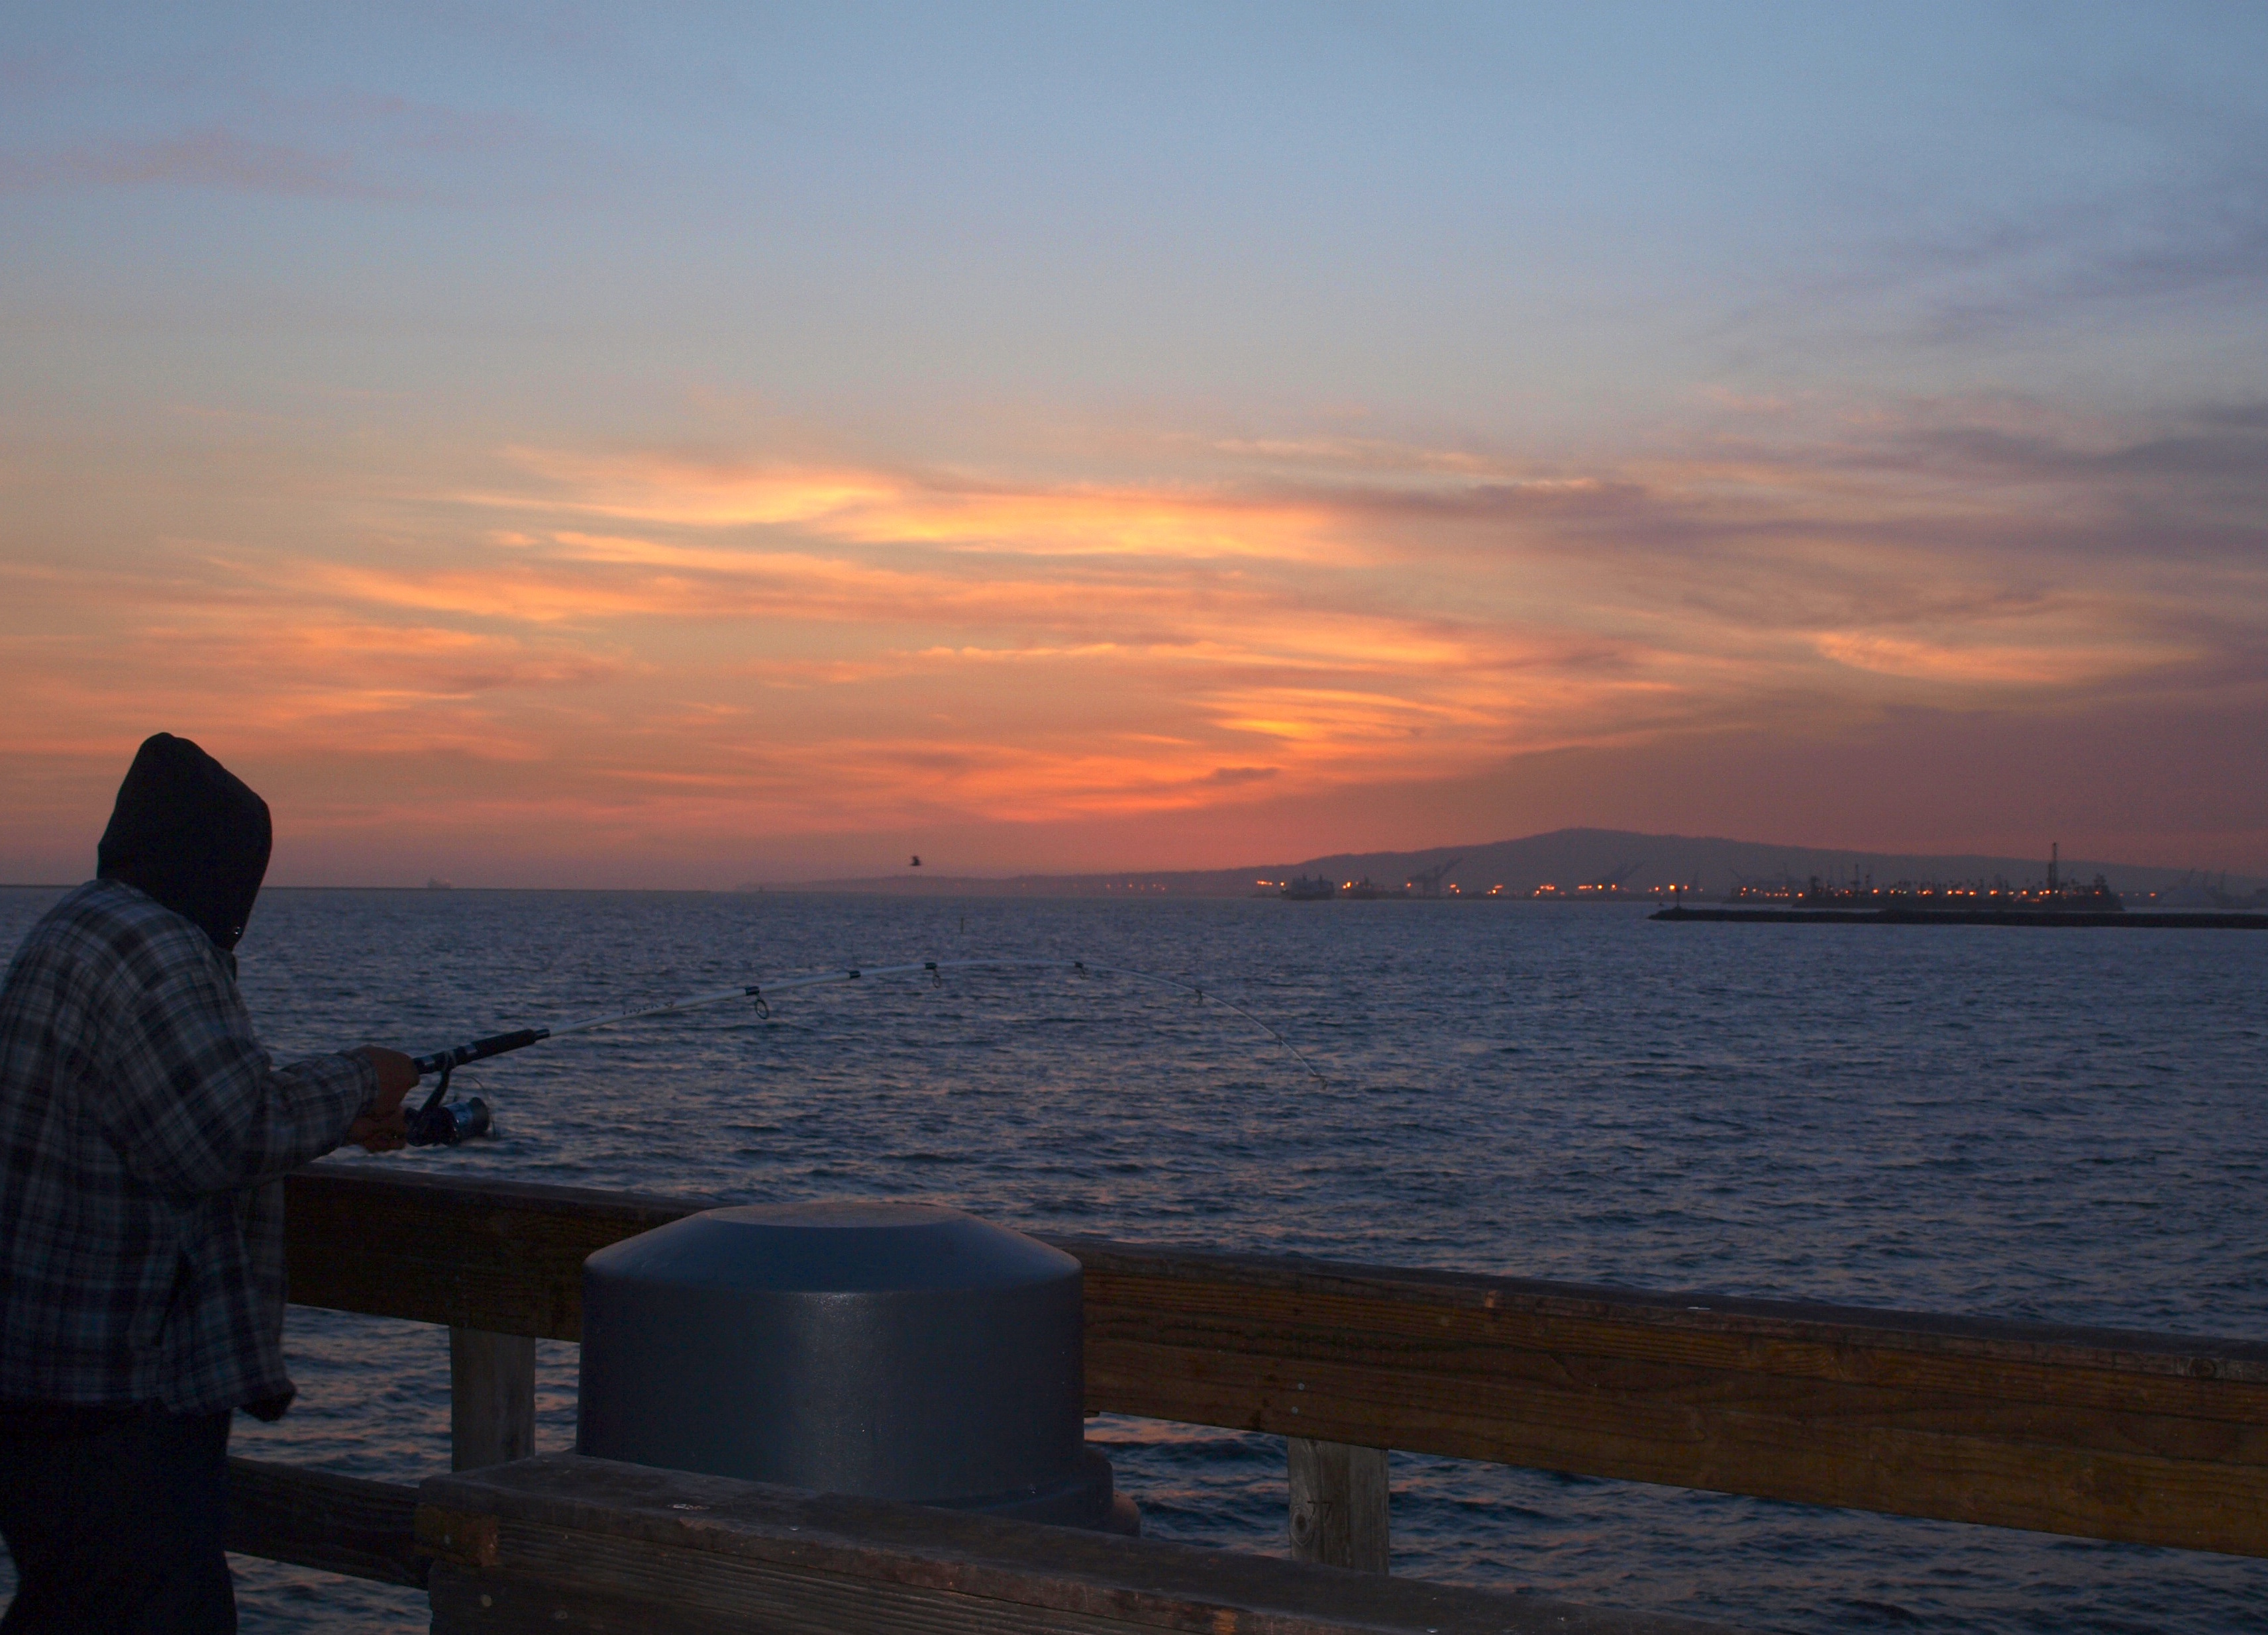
0, 879, 375, 1416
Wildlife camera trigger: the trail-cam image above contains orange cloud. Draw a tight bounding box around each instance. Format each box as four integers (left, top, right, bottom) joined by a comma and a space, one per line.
3, 395, 2261, 878
475, 449, 1365, 564
1810, 630, 2192, 688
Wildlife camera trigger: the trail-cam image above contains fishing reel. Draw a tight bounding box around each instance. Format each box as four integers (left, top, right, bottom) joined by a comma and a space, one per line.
404, 1065, 494, 1147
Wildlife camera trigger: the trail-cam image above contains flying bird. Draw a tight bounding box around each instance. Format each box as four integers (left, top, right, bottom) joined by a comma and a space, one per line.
910, 854, 922, 867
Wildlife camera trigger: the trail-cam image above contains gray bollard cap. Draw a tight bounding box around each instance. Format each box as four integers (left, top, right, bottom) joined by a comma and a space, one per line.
577, 1200, 1090, 1509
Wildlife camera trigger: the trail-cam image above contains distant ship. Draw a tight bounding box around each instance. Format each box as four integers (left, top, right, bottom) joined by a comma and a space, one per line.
1279, 875, 1339, 901
426, 877, 454, 890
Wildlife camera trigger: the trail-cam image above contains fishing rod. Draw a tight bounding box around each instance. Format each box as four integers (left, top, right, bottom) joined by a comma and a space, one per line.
401, 957, 1323, 1146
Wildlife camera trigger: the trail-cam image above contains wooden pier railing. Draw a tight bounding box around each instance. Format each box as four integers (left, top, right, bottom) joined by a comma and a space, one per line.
412, 1454, 1728, 1634
229, 1163, 2268, 1610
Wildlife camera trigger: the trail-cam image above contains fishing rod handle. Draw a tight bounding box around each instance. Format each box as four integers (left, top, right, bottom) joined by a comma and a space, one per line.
411, 1028, 547, 1077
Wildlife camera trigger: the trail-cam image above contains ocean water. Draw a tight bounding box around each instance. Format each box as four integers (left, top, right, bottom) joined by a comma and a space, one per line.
2, 884, 2265, 1632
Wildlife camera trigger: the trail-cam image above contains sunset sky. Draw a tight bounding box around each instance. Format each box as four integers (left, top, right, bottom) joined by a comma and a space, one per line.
5, 3, 2265, 885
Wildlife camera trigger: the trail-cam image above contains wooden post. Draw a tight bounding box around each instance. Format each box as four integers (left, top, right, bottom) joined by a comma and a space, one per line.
1287, 1436, 1389, 1572
450, 1327, 535, 1471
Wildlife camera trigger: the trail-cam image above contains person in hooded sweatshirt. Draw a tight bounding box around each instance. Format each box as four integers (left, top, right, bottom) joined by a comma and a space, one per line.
0, 734, 419, 1633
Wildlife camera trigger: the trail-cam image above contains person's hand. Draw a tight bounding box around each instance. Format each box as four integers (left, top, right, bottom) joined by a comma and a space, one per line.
348, 1047, 419, 1152
347, 1106, 408, 1152
356, 1047, 419, 1116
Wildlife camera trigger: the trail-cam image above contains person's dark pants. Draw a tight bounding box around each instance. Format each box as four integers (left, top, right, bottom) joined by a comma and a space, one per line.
0, 1405, 235, 1634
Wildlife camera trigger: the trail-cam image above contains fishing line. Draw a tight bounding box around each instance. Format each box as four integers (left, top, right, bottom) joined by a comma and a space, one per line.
402, 958, 1323, 1146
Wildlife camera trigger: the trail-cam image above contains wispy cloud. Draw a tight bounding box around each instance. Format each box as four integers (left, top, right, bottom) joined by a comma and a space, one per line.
470, 451, 1368, 565
0, 126, 395, 199
1712, 97, 2268, 362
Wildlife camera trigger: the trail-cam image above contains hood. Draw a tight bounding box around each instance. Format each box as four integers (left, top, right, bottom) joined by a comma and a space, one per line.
96, 734, 273, 951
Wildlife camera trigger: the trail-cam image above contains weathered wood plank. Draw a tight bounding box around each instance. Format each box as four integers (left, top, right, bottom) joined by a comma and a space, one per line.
1286, 1438, 1389, 1572
285, 1168, 2268, 1389
452, 1328, 537, 1470
284, 1167, 2268, 1556
1059, 1239, 2268, 1396
419, 1453, 1729, 1634
224, 1457, 424, 1587
1074, 1255, 2268, 1556
428, 1559, 1190, 1635
285, 1166, 707, 1339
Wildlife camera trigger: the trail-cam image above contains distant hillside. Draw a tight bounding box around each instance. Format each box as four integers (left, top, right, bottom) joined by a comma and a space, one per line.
757, 828, 2262, 902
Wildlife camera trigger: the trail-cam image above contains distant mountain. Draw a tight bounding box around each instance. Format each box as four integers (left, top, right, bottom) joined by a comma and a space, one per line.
755, 828, 2263, 901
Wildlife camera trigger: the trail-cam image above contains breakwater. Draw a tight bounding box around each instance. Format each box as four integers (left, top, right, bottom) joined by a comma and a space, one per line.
1654, 905, 2268, 928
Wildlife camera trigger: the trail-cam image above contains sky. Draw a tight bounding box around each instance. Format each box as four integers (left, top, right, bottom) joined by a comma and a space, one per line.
3, 2, 2265, 885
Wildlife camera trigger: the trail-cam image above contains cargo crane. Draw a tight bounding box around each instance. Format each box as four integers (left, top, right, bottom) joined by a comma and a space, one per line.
1578, 862, 1642, 894
1405, 858, 1463, 898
